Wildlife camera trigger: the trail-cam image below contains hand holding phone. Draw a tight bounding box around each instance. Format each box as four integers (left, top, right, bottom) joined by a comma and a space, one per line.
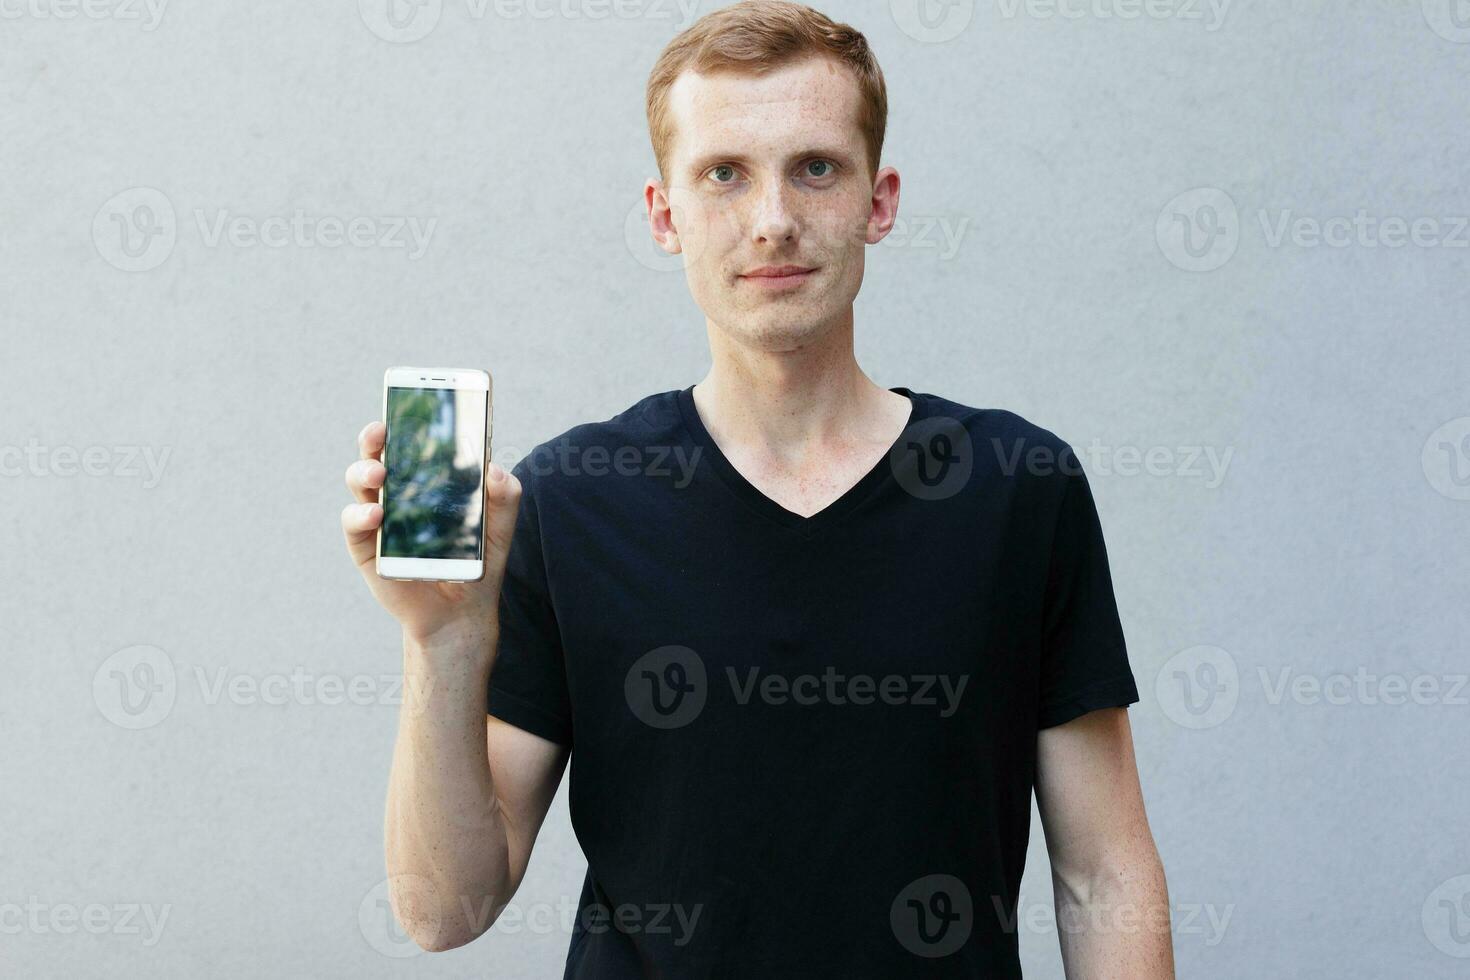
341, 367, 521, 647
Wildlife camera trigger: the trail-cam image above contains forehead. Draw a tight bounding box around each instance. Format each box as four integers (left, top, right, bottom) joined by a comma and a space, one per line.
666, 57, 863, 163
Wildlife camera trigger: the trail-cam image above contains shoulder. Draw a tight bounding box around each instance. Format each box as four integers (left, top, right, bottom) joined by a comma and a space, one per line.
507, 388, 687, 498
909, 388, 1082, 484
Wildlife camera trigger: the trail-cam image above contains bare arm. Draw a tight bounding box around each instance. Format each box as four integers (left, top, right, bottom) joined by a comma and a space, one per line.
1035, 707, 1175, 979
343, 421, 568, 952
383, 627, 569, 951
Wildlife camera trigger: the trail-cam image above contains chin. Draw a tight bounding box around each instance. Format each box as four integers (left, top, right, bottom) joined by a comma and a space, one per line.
724, 311, 831, 352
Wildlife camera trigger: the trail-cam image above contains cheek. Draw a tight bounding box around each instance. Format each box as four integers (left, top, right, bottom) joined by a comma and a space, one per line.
808, 202, 870, 258
667, 186, 736, 271
674, 218, 714, 273
682, 250, 733, 313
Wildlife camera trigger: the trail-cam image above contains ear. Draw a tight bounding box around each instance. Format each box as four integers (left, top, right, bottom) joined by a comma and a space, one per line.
645, 179, 683, 255
865, 166, 901, 245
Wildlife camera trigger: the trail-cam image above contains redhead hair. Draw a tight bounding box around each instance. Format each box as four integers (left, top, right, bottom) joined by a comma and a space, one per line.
645, 0, 888, 182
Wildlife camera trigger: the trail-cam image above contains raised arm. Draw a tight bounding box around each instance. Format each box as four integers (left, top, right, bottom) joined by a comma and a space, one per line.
383, 628, 569, 951
343, 421, 568, 952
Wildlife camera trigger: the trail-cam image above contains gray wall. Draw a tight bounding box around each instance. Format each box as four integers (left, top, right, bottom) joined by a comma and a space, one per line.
3, 0, 1467, 976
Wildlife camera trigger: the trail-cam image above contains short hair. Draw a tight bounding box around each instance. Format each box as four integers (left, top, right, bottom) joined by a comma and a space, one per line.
645, 0, 888, 184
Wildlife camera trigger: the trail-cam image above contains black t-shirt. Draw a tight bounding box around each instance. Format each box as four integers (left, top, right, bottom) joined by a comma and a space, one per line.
487, 385, 1139, 979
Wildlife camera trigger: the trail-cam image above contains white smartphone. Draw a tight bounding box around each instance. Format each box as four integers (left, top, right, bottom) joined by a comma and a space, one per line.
376, 367, 493, 582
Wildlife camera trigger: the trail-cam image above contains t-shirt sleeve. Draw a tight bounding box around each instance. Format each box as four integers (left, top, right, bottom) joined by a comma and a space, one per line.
1036, 447, 1140, 729
486, 461, 573, 746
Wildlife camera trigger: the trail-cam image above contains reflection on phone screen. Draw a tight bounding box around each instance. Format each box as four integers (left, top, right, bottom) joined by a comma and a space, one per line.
381, 387, 486, 560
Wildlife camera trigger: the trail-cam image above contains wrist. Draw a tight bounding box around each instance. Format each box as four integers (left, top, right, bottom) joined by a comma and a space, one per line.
399, 625, 498, 723
403, 618, 498, 674
404, 613, 497, 652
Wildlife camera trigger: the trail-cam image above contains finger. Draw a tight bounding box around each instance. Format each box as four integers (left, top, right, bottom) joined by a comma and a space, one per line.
482, 463, 522, 564
358, 420, 386, 461
345, 458, 386, 504
341, 501, 383, 569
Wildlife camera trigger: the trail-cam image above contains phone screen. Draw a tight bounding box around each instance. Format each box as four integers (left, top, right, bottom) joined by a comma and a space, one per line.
380, 386, 487, 560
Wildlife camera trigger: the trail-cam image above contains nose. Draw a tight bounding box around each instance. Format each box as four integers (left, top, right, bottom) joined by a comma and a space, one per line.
750, 178, 798, 246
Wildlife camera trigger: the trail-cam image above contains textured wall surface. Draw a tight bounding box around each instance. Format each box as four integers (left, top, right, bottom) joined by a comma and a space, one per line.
2, 1, 1467, 976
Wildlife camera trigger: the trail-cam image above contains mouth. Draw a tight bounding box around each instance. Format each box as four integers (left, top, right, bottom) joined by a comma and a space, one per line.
738, 265, 817, 290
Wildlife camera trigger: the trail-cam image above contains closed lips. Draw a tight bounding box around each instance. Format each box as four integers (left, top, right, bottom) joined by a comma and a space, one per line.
742, 266, 815, 277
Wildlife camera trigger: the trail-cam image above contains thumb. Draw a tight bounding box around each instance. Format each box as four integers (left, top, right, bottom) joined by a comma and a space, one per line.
482, 462, 522, 576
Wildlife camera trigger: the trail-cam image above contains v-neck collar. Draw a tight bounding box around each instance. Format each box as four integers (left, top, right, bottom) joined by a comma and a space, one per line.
676, 384, 923, 538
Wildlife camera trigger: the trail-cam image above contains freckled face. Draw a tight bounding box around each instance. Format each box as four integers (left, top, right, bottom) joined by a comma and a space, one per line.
662, 58, 876, 353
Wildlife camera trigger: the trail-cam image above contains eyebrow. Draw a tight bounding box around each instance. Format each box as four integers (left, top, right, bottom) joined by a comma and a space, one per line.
683, 147, 857, 177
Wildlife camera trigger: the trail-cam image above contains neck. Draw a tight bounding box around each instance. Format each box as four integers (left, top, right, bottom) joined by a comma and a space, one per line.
693, 313, 897, 457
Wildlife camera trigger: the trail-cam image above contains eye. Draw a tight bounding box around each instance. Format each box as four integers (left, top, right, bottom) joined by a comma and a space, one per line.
804, 159, 835, 179
708, 165, 738, 184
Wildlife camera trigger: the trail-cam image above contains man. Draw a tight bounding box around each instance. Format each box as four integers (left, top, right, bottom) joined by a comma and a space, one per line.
341, 1, 1174, 976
